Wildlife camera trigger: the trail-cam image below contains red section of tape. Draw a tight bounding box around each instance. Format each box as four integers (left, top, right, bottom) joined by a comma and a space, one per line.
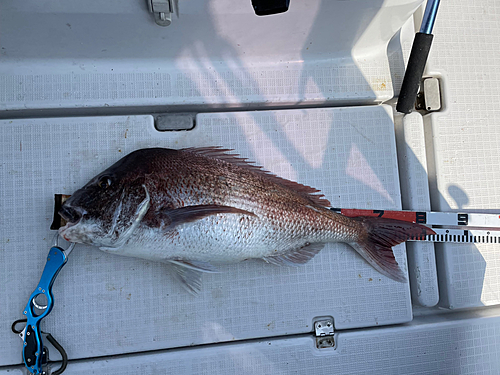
340, 209, 418, 223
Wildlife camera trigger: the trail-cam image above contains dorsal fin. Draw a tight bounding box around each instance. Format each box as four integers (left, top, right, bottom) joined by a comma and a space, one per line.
181, 147, 331, 208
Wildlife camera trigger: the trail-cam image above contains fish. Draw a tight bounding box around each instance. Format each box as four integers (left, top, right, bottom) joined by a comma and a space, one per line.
59, 147, 435, 293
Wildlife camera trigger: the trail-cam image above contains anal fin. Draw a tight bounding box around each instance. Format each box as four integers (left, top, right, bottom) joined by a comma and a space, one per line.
263, 243, 324, 266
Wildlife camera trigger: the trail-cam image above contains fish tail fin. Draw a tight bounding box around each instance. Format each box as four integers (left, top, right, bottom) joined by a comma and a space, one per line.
348, 217, 435, 282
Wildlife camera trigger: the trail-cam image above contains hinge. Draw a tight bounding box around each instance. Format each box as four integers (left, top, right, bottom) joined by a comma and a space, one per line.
314, 318, 335, 349
147, 0, 179, 26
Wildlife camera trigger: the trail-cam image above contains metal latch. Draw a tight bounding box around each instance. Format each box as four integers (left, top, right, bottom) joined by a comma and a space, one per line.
155, 113, 195, 131
314, 318, 335, 349
416, 77, 442, 112
147, 0, 179, 26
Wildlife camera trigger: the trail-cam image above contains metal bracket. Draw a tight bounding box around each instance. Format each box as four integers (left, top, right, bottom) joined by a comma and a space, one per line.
314, 318, 335, 349
416, 77, 442, 112
147, 0, 178, 26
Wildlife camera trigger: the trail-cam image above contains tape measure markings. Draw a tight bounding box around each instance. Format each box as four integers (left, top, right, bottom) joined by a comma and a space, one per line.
331, 208, 500, 244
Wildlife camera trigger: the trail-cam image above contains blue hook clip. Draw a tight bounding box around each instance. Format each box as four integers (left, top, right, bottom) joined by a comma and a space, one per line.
18, 235, 74, 375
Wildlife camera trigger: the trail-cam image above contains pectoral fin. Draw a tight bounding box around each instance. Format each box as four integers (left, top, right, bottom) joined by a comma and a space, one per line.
167, 260, 219, 295
163, 205, 255, 229
263, 243, 324, 266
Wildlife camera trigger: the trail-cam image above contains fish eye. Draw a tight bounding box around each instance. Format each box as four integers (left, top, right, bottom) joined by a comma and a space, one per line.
98, 176, 112, 189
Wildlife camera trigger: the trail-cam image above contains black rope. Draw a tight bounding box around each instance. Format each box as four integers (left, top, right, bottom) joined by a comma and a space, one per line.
45, 333, 68, 375
11, 318, 27, 334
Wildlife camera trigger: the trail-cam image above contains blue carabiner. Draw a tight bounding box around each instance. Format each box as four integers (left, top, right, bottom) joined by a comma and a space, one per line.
21, 237, 74, 374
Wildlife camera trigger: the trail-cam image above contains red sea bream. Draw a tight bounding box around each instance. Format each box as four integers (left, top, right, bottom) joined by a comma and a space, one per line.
59, 147, 434, 293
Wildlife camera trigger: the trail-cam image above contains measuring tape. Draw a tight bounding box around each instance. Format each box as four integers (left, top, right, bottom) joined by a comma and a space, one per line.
332, 208, 500, 244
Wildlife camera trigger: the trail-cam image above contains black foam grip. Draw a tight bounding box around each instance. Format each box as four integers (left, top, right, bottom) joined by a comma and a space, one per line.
396, 33, 434, 114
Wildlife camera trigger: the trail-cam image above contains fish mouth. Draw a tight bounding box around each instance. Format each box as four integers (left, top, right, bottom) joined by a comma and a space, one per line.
58, 205, 84, 229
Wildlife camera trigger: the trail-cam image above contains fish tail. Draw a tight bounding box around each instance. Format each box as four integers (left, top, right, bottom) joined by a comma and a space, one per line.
348, 217, 435, 282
